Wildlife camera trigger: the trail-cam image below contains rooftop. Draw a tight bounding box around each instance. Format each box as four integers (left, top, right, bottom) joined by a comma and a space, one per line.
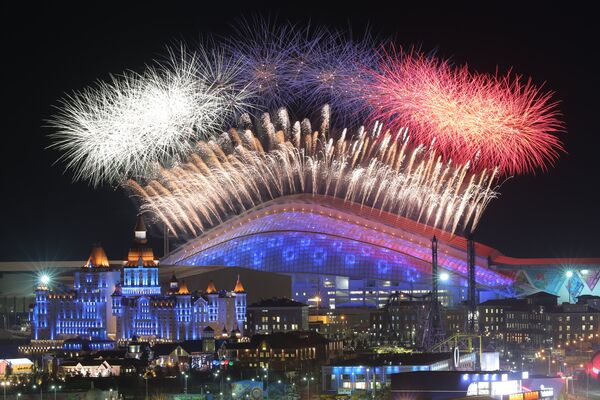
328, 352, 455, 367
248, 297, 308, 308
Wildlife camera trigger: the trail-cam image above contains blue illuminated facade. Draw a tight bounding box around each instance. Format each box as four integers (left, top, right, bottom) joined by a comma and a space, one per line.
32, 245, 120, 340
163, 196, 514, 308
111, 275, 247, 341
31, 217, 247, 343
321, 352, 477, 393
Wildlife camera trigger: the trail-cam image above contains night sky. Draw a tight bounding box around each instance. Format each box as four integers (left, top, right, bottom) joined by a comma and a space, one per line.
2, 3, 598, 262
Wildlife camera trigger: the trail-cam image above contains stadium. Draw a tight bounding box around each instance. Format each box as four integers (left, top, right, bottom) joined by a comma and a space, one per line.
162, 194, 600, 309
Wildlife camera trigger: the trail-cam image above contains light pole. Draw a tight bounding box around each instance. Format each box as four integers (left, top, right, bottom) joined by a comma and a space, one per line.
50, 385, 60, 400
1, 381, 8, 400
262, 366, 268, 400
181, 372, 188, 394
303, 377, 309, 400
32, 384, 42, 400
566, 271, 573, 303
140, 374, 148, 400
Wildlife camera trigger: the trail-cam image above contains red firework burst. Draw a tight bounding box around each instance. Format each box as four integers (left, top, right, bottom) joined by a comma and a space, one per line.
366, 50, 564, 175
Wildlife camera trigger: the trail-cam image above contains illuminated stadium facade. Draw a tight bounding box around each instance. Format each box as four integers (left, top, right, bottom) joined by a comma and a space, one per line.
163, 194, 600, 309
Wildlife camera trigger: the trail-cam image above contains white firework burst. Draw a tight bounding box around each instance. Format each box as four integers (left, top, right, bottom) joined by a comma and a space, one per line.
49, 47, 254, 186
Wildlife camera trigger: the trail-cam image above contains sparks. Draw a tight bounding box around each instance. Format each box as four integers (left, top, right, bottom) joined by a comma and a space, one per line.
130, 107, 498, 237
49, 47, 254, 186
366, 50, 564, 175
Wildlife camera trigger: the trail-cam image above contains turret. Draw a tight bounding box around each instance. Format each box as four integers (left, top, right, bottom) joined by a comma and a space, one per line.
121, 215, 160, 296
111, 284, 123, 316
233, 275, 247, 332
169, 274, 179, 294
175, 280, 192, 340
85, 244, 110, 268
206, 281, 219, 323
33, 276, 50, 340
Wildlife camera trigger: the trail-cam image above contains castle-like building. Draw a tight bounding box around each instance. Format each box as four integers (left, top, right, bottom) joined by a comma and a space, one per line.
31, 216, 246, 343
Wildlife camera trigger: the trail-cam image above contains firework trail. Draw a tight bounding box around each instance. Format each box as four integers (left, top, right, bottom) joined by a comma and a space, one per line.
49, 47, 254, 186
130, 106, 498, 238
366, 49, 564, 174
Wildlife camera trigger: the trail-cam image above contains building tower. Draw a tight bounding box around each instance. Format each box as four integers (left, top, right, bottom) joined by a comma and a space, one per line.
175, 280, 192, 340
32, 279, 49, 340
428, 236, 445, 348
467, 236, 478, 333
233, 275, 247, 333
121, 215, 160, 297
206, 280, 219, 325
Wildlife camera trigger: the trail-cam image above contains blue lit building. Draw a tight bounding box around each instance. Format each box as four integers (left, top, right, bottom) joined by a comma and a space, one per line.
31, 216, 247, 343
162, 195, 600, 308
32, 245, 120, 340
321, 352, 477, 393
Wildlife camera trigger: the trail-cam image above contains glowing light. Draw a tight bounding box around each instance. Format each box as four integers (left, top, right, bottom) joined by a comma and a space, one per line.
367, 49, 564, 175
440, 272, 450, 282
581, 269, 589, 275
566, 271, 574, 278
40, 274, 50, 285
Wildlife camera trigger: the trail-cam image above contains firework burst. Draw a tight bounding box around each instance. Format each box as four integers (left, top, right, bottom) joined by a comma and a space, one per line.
288, 26, 379, 123
225, 18, 299, 110
130, 107, 498, 237
366, 50, 564, 175
50, 48, 254, 186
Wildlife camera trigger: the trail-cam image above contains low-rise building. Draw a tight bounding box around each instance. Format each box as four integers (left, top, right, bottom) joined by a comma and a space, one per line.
220, 331, 342, 371
322, 352, 478, 394
478, 291, 600, 349
0, 358, 34, 375
58, 358, 139, 377
152, 338, 218, 371
245, 298, 308, 335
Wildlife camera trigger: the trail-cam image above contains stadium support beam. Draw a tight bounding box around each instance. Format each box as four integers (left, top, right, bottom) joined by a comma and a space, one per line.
468, 236, 477, 333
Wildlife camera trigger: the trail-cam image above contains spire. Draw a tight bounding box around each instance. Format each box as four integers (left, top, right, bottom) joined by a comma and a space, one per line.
206, 280, 217, 294
134, 215, 148, 244
233, 274, 245, 293
85, 244, 109, 268
177, 280, 190, 295
126, 215, 156, 267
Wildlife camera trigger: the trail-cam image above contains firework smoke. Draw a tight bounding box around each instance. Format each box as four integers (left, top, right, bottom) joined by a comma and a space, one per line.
130, 107, 498, 237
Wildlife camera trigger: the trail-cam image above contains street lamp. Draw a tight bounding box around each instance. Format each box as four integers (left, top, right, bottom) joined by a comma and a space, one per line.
140, 374, 149, 400
181, 372, 188, 394
1, 381, 8, 400
32, 384, 42, 400
50, 385, 61, 400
